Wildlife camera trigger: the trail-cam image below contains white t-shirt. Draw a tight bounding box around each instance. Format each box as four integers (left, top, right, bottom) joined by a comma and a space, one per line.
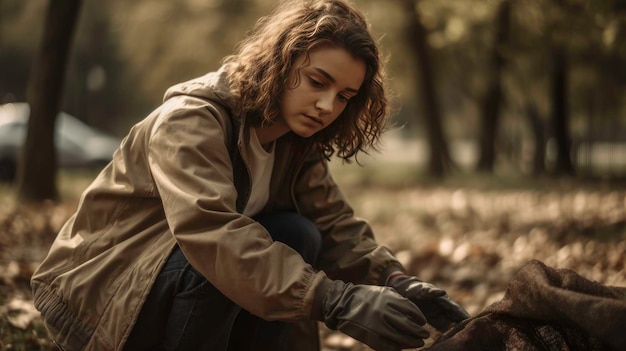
243, 128, 275, 216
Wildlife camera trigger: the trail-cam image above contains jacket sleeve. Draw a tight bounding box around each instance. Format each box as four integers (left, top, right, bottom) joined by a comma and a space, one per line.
293, 155, 405, 286
147, 97, 326, 321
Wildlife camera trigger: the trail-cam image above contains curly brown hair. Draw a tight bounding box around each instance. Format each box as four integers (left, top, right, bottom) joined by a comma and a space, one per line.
223, 0, 389, 161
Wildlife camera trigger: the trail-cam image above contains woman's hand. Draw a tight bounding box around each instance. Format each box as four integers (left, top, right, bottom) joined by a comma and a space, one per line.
387, 273, 470, 331
312, 279, 431, 351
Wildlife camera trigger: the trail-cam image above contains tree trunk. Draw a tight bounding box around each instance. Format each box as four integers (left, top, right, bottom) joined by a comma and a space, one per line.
526, 104, 546, 175
550, 46, 574, 176
18, 0, 82, 201
401, 0, 453, 177
476, 0, 511, 172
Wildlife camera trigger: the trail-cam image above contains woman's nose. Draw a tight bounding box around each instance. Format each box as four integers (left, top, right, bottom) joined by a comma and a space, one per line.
315, 93, 333, 114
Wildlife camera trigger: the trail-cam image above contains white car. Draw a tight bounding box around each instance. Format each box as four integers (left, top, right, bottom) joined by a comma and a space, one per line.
0, 102, 121, 181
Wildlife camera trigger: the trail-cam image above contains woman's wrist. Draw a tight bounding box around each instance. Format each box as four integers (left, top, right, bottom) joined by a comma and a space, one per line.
310, 277, 334, 321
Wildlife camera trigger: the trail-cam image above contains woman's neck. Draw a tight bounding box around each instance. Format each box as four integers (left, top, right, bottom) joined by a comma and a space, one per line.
253, 121, 290, 147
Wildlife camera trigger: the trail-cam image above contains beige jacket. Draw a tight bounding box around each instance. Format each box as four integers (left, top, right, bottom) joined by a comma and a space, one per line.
31, 66, 403, 350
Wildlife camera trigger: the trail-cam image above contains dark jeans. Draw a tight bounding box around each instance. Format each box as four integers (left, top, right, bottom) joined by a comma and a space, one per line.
124, 212, 322, 351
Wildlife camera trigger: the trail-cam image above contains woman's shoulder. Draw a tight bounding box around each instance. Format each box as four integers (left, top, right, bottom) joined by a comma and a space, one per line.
162, 65, 240, 116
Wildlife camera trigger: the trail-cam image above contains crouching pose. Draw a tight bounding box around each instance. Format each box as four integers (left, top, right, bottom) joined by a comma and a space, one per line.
31, 0, 469, 350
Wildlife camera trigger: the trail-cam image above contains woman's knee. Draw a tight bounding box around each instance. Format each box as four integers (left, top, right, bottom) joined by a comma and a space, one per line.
254, 212, 321, 265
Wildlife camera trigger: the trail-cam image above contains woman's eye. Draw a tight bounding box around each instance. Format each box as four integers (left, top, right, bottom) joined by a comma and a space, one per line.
309, 78, 323, 88
338, 95, 350, 103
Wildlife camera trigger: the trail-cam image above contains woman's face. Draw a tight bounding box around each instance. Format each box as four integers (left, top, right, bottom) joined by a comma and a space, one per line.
277, 45, 366, 138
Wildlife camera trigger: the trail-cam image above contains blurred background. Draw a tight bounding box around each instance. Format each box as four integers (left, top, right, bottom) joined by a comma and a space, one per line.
2, 0, 626, 181
1, 0, 626, 350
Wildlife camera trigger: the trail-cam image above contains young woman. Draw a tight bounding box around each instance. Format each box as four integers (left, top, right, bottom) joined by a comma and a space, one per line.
31, 0, 469, 350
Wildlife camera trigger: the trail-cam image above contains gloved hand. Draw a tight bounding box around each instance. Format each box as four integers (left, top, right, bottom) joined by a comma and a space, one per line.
312, 279, 430, 351
387, 273, 470, 331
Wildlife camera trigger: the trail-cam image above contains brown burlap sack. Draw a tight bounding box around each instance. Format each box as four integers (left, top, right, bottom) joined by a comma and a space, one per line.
426, 259, 626, 351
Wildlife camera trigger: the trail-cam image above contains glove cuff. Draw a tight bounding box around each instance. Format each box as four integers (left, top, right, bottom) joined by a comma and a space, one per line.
309, 277, 335, 321
380, 263, 406, 285
385, 271, 406, 286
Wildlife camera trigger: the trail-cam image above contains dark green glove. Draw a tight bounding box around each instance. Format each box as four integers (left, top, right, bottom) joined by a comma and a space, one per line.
312, 279, 430, 351
387, 273, 470, 331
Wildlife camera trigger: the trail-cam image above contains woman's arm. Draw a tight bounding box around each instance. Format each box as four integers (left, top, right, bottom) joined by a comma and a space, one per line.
293, 157, 404, 285
148, 97, 325, 321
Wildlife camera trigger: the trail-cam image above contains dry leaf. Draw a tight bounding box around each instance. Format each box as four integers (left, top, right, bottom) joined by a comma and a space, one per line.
4, 297, 40, 329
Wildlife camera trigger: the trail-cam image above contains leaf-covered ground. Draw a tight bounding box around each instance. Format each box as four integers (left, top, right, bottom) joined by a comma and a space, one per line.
320, 178, 626, 350
0, 174, 625, 350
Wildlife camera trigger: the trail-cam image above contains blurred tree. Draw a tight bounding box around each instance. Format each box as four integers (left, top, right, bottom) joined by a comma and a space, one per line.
18, 0, 82, 201
550, 44, 574, 175
63, 0, 124, 134
547, 0, 574, 176
526, 103, 546, 175
0, 1, 45, 104
476, 0, 511, 173
104, 0, 259, 131
399, 0, 454, 177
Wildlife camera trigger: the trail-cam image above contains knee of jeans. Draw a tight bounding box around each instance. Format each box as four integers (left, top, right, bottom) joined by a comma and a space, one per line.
285, 214, 322, 265
255, 212, 322, 265
300, 221, 321, 254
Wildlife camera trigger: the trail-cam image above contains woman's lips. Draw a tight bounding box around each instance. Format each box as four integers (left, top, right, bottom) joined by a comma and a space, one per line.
304, 114, 323, 126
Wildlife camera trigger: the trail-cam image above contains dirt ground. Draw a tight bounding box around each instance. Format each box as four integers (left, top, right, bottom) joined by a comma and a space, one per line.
1, 175, 625, 350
